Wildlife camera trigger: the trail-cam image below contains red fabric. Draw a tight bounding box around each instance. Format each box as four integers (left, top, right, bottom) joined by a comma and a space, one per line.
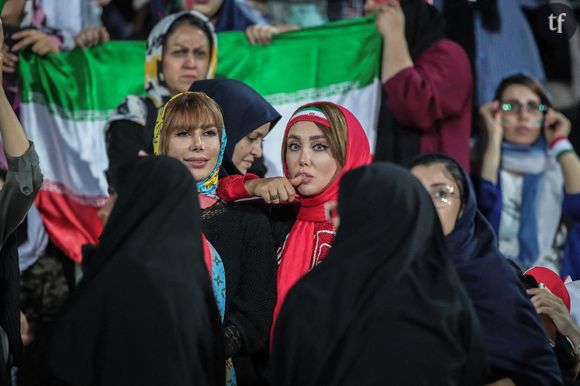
216, 173, 259, 203
525, 266, 571, 311
35, 188, 103, 263
198, 194, 219, 210
271, 102, 372, 341
201, 234, 213, 277
383, 39, 473, 173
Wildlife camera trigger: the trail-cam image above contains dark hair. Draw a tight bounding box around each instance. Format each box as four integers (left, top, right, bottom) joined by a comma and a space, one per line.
163, 14, 214, 56
408, 154, 467, 212
494, 74, 551, 108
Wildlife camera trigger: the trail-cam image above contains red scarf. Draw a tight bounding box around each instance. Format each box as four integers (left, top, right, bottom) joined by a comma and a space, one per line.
271, 103, 372, 340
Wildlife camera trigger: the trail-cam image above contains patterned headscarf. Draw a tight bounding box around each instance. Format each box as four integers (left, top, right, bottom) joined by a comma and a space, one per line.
153, 92, 227, 200
145, 10, 218, 108
106, 11, 218, 131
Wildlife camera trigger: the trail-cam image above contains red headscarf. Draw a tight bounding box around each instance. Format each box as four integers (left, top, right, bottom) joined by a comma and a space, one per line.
271, 102, 372, 338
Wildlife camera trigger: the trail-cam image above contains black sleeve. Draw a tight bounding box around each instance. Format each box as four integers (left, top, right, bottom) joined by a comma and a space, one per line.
105, 120, 148, 186
268, 205, 296, 250
227, 207, 277, 355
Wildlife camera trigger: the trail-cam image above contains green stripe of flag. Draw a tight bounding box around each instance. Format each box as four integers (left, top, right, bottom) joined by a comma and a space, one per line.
19, 16, 380, 116
0, 0, 5, 14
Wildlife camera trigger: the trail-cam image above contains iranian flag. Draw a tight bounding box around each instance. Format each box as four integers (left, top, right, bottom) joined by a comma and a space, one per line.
18, 16, 381, 262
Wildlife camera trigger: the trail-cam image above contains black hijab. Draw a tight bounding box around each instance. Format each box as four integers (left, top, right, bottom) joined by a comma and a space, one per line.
43, 156, 224, 386
190, 79, 281, 176
271, 162, 488, 386
373, 0, 446, 165
410, 153, 563, 385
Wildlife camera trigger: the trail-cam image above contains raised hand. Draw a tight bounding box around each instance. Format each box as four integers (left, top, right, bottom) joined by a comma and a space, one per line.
11, 29, 59, 55
479, 101, 503, 141
543, 108, 572, 145
244, 175, 304, 204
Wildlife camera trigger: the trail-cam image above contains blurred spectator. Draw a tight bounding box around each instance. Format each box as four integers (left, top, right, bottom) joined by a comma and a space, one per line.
327, 0, 365, 21
411, 154, 563, 385
1, 0, 109, 115
524, 267, 580, 384
477, 74, 580, 274
268, 0, 327, 27
101, 0, 149, 40
434, 0, 547, 106
39, 0, 110, 49
368, 0, 473, 172
151, 0, 298, 45
1, 0, 61, 112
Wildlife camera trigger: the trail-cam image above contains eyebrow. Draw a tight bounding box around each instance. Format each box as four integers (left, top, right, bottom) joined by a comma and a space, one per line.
502, 98, 541, 104
170, 43, 207, 50
429, 183, 453, 189
199, 124, 217, 129
178, 124, 216, 131
287, 134, 327, 141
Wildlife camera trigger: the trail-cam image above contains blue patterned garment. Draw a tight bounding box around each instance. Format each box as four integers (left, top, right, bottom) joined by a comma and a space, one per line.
207, 242, 237, 386
196, 128, 227, 200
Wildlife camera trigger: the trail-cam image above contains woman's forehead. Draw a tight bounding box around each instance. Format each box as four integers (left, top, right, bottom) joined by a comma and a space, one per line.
412, 164, 457, 187
288, 121, 326, 138
501, 84, 541, 102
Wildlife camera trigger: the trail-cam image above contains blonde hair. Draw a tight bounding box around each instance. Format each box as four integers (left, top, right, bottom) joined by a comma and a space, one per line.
158, 92, 224, 155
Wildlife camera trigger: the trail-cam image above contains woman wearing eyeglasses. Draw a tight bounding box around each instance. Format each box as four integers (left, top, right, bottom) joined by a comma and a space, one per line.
410, 153, 563, 386
477, 74, 580, 275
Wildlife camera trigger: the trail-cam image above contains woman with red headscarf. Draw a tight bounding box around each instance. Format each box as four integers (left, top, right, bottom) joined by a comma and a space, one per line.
270, 102, 372, 330
218, 102, 372, 334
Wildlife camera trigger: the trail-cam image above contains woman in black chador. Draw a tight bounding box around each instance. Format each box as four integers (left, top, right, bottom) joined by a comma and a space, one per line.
271, 163, 488, 386
43, 156, 224, 386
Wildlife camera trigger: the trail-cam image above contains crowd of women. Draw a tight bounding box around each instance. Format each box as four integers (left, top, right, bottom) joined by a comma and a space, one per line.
1, 0, 580, 385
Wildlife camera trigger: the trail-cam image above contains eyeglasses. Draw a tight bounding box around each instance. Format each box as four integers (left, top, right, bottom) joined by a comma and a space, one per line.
428, 185, 457, 208
500, 101, 546, 116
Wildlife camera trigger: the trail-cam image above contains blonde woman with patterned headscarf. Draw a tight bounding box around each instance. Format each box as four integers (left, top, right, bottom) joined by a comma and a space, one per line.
154, 91, 277, 385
